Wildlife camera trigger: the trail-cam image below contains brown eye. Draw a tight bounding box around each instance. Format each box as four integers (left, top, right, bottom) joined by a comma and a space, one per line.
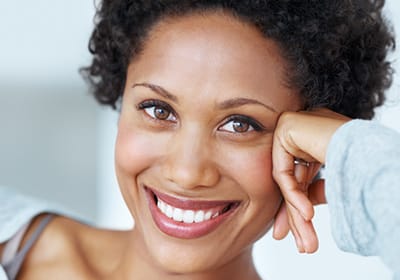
154, 106, 170, 120
232, 120, 250, 132
219, 115, 264, 134
138, 100, 177, 122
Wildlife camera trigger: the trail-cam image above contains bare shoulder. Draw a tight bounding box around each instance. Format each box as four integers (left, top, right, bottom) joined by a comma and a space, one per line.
17, 214, 128, 280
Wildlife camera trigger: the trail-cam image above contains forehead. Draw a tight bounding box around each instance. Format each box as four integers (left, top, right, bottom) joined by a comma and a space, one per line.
127, 12, 302, 112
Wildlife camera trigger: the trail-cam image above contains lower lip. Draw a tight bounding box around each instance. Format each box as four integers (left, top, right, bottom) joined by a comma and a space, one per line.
145, 188, 239, 239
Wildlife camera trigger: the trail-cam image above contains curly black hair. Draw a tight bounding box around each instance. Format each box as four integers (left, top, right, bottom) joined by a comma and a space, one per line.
81, 0, 395, 119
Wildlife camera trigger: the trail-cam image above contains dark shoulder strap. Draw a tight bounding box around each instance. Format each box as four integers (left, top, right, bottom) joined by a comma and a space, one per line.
3, 214, 54, 280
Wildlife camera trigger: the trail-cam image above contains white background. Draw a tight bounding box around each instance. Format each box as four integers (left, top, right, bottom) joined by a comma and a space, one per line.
0, 1, 399, 279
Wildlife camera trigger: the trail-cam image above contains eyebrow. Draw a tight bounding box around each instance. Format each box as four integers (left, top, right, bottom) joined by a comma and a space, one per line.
132, 82, 277, 113
217, 98, 277, 113
132, 82, 178, 103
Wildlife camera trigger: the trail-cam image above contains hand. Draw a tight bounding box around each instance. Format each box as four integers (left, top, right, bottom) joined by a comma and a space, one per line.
272, 108, 350, 253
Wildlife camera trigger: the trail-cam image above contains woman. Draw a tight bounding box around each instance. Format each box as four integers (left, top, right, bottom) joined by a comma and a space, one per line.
0, 0, 395, 279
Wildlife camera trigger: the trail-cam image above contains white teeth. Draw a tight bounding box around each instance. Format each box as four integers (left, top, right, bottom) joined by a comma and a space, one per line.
156, 198, 223, 224
166, 204, 174, 218
160, 201, 166, 213
194, 210, 204, 223
183, 210, 194, 223
173, 208, 183, 222
204, 211, 212, 221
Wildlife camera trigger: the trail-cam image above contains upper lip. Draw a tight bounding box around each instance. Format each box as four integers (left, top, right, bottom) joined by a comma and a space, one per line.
146, 186, 241, 210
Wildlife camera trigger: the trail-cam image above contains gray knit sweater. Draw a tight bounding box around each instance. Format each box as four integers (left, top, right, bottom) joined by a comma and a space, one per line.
326, 120, 400, 279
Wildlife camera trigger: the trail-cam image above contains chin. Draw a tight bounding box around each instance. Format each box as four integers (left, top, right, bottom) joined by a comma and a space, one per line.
138, 210, 275, 277
140, 229, 235, 275
148, 240, 252, 277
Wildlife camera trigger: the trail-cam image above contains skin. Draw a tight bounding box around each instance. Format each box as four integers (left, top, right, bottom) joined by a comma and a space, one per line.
3, 215, 127, 279
272, 109, 350, 253
0, 11, 312, 280
113, 11, 302, 279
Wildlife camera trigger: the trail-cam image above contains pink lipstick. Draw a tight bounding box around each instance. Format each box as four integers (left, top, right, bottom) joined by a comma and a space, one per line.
145, 187, 240, 239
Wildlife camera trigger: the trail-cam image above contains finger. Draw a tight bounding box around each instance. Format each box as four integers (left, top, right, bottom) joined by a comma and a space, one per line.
273, 202, 290, 240
287, 206, 305, 253
272, 143, 314, 220
287, 203, 319, 253
290, 163, 321, 252
276, 170, 314, 221
272, 135, 315, 248
294, 163, 309, 192
308, 179, 326, 205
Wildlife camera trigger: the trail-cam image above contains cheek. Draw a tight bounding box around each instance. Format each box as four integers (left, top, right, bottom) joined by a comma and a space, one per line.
220, 144, 282, 243
115, 123, 164, 185
224, 146, 278, 199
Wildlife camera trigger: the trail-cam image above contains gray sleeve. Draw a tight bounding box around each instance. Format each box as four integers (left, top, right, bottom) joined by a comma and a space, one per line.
0, 187, 85, 243
0, 187, 51, 243
325, 119, 400, 278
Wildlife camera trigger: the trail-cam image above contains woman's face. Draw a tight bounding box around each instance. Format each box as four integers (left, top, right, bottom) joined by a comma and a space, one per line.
115, 12, 302, 274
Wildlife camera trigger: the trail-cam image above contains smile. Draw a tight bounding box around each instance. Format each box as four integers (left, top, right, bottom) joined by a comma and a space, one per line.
145, 186, 240, 239
157, 197, 231, 223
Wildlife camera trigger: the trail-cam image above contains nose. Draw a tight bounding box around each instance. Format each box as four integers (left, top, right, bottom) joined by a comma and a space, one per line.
163, 127, 220, 189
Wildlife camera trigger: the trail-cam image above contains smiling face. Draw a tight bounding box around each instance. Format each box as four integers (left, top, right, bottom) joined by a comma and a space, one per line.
115, 11, 302, 277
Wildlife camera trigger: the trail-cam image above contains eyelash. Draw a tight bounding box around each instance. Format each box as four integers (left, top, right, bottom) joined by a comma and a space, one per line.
136, 99, 265, 133
220, 115, 265, 133
137, 99, 177, 122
